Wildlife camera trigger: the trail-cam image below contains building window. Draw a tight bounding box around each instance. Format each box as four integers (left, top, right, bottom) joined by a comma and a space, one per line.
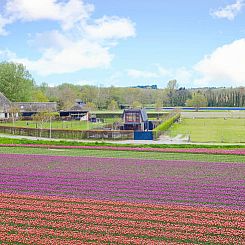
125, 113, 140, 122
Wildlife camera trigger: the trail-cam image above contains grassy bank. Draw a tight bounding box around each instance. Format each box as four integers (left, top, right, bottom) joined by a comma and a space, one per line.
0, 136, 245, 149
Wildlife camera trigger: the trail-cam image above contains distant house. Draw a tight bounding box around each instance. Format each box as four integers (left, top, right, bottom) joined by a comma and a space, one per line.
60, 100, 89, 120
0, 92, 11, 119
14, 102, 57, 118
0, 92, 57, 119
122, 108, 149, 131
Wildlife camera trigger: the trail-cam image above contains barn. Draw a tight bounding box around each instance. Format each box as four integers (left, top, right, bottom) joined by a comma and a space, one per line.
14, 102, 57, 119
59, 100, 89, 120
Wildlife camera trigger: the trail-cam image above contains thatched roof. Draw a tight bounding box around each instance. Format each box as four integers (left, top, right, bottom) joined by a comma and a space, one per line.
14, 102, 57, 112
0, 92, 58, 113
0, 92, 11, 111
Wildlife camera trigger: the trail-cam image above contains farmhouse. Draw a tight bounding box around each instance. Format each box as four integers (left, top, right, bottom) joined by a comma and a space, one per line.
0, 92, 57, 119
122, 108, 149, 131
14, 102, 57, 118
0, 92, 11, 119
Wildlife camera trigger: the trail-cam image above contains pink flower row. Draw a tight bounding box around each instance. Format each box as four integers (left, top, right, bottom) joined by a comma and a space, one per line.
1, 143, 245, 155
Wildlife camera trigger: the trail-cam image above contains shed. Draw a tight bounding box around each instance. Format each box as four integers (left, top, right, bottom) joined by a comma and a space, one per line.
60, 100, 89, 120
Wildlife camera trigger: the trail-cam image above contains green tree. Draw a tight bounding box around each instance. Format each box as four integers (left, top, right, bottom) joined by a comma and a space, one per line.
32, 111, 59, 137
0, 62, 35, 101
166, 79, 178, 106
83, 102, 97, 111
186, 93, 208, 111
32, 90, 49, 102
132, 101, 142, 108
107, 99, 119, 111
8, 104, 20, 127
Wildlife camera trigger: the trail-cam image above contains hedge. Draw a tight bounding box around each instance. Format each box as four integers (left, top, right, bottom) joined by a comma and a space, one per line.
153, 113, 180, 133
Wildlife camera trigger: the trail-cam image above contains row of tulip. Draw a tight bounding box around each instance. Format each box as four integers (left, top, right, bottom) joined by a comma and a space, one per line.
1, 201, 244, 229
1, 193, 243, 218
0, 193, 244, 244
1, 209, 244, 237
0, 151, 244, 244
0, 153, 244, 209
0, 143, 245, 155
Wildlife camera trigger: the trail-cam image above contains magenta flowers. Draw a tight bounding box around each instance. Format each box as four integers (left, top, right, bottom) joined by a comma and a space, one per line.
0, 153, 244, 210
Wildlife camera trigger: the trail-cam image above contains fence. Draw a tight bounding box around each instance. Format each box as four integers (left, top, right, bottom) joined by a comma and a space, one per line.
0, 125, 134, 140
134, 131, 154, 140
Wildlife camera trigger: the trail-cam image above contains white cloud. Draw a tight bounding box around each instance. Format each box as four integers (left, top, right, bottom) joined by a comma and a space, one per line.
0, 15, 14, 36
174, 67, 193, 84
15, 40, 113, 75
194, 39, 245, 87
127, 66, 193, 86
84, 16, 136, 40
5, 0, 94, 30
210, 0, 244, 20
0, 0, 135, 75
28, 30, 73, 51
127, 69, 159, 78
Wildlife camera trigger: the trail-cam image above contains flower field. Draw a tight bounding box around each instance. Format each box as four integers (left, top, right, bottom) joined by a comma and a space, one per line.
0, 152, 244, 244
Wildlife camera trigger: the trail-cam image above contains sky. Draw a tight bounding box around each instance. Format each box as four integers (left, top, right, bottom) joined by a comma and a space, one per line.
0, 0, 245, 88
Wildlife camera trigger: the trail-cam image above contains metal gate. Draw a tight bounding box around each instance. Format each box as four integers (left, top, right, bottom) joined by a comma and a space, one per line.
134, 131, 153, 140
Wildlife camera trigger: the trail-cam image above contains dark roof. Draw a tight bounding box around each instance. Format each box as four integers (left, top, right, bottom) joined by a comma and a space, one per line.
69, 104, 86, 111
68, 100, 87, 111
14, 102, 57, 112
0, 92, 11, 111
123, 108, 148, 122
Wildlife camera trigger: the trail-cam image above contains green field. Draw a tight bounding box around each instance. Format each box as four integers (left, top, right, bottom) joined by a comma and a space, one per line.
0, 146, 244, 163
169, 118, 245, 143
0, 118, 118, 130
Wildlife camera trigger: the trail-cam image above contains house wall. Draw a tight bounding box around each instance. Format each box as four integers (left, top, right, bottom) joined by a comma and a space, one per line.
0, 112, 9, 119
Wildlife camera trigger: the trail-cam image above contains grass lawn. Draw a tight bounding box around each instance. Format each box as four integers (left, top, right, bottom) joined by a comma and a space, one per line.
169, 118, 245, 143
1, 118, 118, 130
0, 146, 244, 163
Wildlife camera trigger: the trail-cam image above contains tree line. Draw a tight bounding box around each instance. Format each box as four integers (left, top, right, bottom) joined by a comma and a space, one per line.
0, 62, 244, 110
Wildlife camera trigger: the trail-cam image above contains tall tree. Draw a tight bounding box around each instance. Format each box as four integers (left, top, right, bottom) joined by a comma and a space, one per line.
0, 62, 35, 101
166, 80, 178, 106
186, 93, 208, 111
107, 99, 119, 111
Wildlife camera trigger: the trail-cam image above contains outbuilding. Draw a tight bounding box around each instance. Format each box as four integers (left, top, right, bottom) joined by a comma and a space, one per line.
122, 108, 149, 131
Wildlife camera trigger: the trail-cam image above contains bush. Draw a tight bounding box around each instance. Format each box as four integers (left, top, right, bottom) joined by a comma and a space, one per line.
153, 113, 180, 132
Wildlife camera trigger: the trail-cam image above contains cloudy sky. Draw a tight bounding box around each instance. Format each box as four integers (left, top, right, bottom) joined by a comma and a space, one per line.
0, 0, 245, 88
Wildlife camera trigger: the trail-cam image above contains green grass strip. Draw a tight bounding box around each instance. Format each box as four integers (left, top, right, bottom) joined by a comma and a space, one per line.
0, 136, 245, 149
0, 146, 244, 163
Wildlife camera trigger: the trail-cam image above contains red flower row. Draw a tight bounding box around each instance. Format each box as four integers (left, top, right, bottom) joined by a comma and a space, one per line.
0, 193, 244, 244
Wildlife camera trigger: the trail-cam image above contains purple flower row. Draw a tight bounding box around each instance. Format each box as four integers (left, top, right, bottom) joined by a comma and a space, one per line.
0, 153, 244, 210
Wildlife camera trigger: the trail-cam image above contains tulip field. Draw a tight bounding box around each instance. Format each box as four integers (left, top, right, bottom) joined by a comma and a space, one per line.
0, 147, 244, 244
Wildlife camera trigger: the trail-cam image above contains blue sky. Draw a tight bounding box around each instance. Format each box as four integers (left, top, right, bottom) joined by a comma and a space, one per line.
0, 0, 245, 88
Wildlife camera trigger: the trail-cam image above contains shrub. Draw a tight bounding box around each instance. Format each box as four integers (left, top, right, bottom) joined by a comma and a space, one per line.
153, 113, 180, 135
